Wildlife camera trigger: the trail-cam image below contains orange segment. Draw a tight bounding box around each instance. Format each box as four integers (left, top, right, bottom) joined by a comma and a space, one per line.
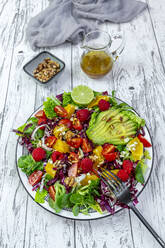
64, 104, 75, 119
80, 174, 98, 186
127, 137, 143, 161
93, 146, 104, 162
53, 139, 70, 153
45, 163, 56, 178
88, 95, 110, 108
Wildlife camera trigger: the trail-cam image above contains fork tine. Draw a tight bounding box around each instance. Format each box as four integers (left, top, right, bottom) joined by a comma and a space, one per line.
102, 168, 125, 188
101, 171, 121, 194
101, 168, 125, 191
102, 168, 123, 184
97, 170, 117, 192
101, 171, 118, 188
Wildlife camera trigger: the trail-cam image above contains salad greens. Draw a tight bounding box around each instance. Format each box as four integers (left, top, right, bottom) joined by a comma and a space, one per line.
43, 96, 61, 119
15, 85, 152, 217
135, 163, 145, 184
48, 181, 66, 213
35, 189, 48, 203
16, 117, 38, 136
48, 180, 101, 216
62, 92, 75, 106
18, 155, 44, 176
135, 151, 150, 184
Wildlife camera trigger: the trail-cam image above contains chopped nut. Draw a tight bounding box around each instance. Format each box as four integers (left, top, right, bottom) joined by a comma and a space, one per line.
64, 177, 70, 185
33, 57, 61, 83
65, 130, 75, 140
64, 176, 76, 187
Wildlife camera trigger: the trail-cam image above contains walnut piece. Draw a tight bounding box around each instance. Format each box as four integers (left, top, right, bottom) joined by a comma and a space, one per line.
64, 176, 77, 187
33, 57, 61, 83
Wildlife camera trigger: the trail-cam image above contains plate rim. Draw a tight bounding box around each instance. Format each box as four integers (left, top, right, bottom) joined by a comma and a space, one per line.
15, 95, 154, 221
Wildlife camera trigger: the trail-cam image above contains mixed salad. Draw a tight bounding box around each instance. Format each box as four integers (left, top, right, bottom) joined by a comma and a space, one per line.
14, 85, 152, 216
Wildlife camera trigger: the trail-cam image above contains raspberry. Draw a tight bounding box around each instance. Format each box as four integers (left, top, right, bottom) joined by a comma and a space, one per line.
81, 158, 93, 173
123, 160, 133, 175
117, 169, 129, 182
98, 99, 110, 111
76, 109, 90, 122
52, 151, 64, 162
32, 147, 46, 162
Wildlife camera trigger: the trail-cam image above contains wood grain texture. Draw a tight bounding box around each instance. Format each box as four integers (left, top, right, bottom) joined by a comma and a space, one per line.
0, 0, 74, 247
0, 0, 165, 247
108, 2, 165, 247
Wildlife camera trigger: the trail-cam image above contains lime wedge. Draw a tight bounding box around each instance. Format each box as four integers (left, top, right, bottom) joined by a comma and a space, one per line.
71, 85, 94, 105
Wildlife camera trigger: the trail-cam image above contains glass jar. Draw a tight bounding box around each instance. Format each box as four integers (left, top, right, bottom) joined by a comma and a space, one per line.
80, 30, 125, 79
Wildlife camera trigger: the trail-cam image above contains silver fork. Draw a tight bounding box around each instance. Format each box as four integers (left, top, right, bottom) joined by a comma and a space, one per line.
97, 168, 165, 248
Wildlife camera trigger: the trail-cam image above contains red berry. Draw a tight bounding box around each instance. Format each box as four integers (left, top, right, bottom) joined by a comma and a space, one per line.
123, 160, 133, 175
117, 169, 129, 182
81, 158, 93, 173
52, 151, 64, 162
32, 147, 46, 162
76, 109, 90, 122
98, 99, 110, 111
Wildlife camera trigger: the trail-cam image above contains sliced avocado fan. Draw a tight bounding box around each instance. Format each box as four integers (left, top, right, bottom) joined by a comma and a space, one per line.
86, 107, 145, 145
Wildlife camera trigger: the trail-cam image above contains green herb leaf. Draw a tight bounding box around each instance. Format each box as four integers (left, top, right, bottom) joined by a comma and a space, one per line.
89, 202, 103, 214
17, 155, 44, 176
116, 145, 126, 152
16, 117, 38, 136
27, 117, 38, 124
72, 204, 80, 216
135, 162, 145, 184
84, 194, 95, 205
46, 150, 53, 160
143, 150, 151, 160
44, 174, 53, 186
109, 90, 118, 106
35, 189, 48, 203
61, 193, 73, 208
34, 129, 44, 140
70, 193, 84, 204
93, 91, 102, 97
48, 181, 66, 213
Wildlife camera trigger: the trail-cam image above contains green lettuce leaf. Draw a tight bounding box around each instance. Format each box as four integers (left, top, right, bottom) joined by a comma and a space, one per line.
62, 92, 74, 106
109, 90, 118, 106
15, 117, 38, 136
43, 96, 61, 119
35, 189, 48, 203
72, 204, 80, 216
135, 162, 145, 184
48, 181, 66, 213
17, 155, 44, 176
87, 111, 99, 133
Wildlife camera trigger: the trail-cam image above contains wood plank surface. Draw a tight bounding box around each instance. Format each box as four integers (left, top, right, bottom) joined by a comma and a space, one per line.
0, 0, 74, 247
0, 0, 165, 247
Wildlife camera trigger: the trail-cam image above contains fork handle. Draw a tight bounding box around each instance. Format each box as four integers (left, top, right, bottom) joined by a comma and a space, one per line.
128, 202, 165, 247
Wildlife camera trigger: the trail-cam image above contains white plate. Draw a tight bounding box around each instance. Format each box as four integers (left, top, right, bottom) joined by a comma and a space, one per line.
15, 97, 154, 220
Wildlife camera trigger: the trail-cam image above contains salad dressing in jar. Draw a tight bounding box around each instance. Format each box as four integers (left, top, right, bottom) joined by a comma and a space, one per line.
81, 50, 113, 79
80, 30, 125, 79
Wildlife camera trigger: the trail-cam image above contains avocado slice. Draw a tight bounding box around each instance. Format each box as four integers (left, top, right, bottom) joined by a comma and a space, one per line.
86, 108, 144, 145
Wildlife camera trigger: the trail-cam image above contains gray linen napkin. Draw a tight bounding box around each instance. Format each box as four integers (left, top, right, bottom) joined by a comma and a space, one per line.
27, 0, 147, 50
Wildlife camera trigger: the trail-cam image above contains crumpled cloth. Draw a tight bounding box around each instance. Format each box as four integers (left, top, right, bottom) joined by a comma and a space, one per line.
27, 0, 147, 50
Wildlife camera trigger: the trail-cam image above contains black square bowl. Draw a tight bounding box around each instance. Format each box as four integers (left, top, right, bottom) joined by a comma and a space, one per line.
23, 51, 65, 86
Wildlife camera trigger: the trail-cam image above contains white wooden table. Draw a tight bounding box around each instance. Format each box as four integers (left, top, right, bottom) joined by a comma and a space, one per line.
1, 0, 165, 247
